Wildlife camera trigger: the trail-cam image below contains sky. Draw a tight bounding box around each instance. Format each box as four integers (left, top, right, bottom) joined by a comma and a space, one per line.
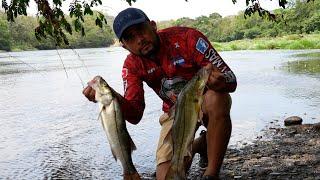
98, 0, 281, 21
2, 0, 281, 21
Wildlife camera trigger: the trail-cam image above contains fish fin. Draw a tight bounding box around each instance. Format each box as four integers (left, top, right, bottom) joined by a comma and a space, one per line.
197, 97, 204, 121
110, 147, 118, 161
129, 135, 137, 152
97, 106, 104, 121
165, 164, 186, 180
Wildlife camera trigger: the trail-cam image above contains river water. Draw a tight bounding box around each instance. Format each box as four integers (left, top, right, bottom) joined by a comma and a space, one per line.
0, 48, 319, 179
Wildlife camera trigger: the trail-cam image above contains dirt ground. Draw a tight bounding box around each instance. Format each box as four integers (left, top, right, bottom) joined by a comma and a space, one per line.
188, 123, 320, 180
142, 122, 320, 180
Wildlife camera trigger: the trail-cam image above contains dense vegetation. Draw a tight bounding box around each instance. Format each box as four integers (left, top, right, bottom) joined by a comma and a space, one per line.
1, 0, 292, 46
0, 0, 319, 51
0, 11, 115, 51
158, 0, 320, 43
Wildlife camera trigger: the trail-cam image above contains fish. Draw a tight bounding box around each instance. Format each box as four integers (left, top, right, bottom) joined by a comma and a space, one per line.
165, 67, 210, 180
89, 76, 140, 180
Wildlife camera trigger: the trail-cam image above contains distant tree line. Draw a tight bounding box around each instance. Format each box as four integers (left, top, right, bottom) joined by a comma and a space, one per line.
0, 11, 115, 51
0, 0, 319, 51
1, 0, 302, 46
158, 0, 320, 42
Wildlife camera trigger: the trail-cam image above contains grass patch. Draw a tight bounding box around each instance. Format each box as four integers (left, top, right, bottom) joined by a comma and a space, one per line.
215, 34, 320, 51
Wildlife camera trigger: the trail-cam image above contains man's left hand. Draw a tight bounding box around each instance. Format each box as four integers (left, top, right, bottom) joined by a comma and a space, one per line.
205, 63, 226, 92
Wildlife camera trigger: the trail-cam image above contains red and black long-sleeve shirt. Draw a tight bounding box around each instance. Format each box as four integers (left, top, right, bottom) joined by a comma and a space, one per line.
119, 27, 237, 124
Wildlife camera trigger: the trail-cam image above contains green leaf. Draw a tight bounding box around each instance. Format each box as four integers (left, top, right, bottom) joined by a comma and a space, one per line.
81, 27, 85, 36
84, 5, 93, 15
279, 0, 287, 9
2, 0, 8, 10
95, 18, 102, 28
53, 0, 62, 6
74, 18, 82, 32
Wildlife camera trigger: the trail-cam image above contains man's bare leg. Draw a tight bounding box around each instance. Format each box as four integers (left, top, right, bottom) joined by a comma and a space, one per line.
156, 161, 171, 180
202, 90, 232, 177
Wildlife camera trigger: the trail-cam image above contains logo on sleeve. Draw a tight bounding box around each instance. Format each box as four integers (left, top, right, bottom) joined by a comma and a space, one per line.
122, 68, 128, 78
196, 37, 209, 54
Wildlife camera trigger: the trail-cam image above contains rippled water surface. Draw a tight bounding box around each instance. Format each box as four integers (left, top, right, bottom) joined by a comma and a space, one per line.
0, 48, 319, 179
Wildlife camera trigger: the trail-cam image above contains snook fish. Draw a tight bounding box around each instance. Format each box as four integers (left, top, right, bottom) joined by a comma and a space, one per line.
90, 76, 140, 180
165, 68, 210, 180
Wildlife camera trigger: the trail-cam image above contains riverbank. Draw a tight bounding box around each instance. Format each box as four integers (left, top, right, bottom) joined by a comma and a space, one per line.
213, 34, 320, 51
186, 122, 320, 179
140, 121, 320, 179
2, 34, 320, 53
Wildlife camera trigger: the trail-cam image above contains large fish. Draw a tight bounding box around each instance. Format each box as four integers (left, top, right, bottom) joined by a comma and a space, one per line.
165, 67, 210, 180
89, 76, 140, 180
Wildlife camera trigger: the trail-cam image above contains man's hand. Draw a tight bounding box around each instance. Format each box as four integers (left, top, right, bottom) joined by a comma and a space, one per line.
205, 63, 226, 92
82, 79, 97, 103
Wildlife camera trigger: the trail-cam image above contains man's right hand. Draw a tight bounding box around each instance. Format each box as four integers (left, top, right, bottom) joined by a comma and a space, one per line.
82, 81, 97, 103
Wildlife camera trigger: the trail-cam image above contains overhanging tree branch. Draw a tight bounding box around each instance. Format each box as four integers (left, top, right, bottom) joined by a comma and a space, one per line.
1, 0, 315, 46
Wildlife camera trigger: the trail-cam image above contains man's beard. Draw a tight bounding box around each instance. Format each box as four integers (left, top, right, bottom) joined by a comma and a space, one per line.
140, 36, 160, 58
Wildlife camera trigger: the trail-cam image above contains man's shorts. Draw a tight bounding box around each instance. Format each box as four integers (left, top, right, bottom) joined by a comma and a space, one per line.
156, 113, 196, 165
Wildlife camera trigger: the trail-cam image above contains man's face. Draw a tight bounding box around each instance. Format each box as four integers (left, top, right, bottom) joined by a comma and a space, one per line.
121, 21, 159, 57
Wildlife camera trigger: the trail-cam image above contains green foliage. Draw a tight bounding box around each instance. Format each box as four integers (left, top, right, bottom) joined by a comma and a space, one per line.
304, 12, 320, 33
0, 0, 318, 49
0, 14, 10, 51
244, 27, 261, 39
157, 0, 320, 44
2, 0, 109, 46
213, 34, 320, 51
0, 11, 115, 51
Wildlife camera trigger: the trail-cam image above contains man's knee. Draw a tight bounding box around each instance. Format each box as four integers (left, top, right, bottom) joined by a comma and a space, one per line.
202, 90, 232, 117
156, 161, 170, 180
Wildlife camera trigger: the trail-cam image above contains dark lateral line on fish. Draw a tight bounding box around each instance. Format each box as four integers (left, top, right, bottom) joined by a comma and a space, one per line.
114, 100, 132, 173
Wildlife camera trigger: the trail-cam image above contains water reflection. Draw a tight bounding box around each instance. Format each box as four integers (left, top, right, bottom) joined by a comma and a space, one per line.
283, 52, 320, 75
1, 49, 320, 179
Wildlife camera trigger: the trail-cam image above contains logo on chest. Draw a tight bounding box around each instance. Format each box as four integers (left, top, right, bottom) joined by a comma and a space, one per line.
171, 56, 185, 66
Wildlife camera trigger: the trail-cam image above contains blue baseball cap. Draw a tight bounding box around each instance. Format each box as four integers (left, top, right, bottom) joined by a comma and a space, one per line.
113, 8, 150, 40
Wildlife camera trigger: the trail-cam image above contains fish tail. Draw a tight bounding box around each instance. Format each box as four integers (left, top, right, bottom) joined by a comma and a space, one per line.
165, 164, 186, 180
128, 134, 137, 152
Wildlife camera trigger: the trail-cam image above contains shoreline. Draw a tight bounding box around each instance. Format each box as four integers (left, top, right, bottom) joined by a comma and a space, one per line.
141, 122, 320, 179
213, 34, 320, 52
1, 34, 319, 53
187, 122, 320, 179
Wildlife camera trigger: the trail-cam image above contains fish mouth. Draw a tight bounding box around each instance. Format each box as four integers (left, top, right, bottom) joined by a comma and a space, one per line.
196, 68, 210, 91
88, 76, 110, 93
198, 68, 210, 82
88, 76, 102, 87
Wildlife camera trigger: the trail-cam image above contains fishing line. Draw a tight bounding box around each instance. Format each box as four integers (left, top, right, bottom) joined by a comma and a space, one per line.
68, 49, 86, 89
55, 46, 69, 78
7, 53, 47, 78
68, 46, 92, 88
70, 61, 86, 89
69, 45, 90, 76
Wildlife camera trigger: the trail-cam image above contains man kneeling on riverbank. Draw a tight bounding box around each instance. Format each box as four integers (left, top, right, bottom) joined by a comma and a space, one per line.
83, 8, 237, 179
